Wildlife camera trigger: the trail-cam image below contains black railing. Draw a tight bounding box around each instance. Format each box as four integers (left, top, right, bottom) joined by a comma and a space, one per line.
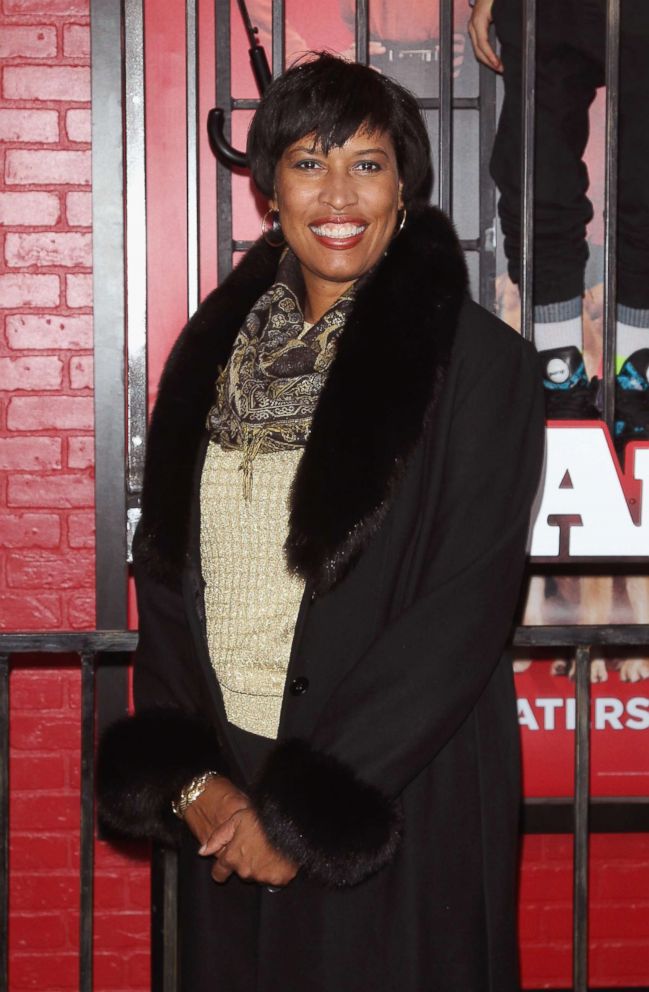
71, 0, 646, 989
0, 632, 137, 992
1, 627, 648, 991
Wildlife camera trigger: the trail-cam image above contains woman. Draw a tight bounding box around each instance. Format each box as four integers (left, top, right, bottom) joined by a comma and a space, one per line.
99, 53, 544, 992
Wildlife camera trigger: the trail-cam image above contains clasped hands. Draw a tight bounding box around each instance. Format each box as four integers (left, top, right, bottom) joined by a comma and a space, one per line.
182, 775, 298, 887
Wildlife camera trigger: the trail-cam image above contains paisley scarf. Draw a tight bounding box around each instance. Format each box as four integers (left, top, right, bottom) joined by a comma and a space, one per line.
206, 248, 355, 496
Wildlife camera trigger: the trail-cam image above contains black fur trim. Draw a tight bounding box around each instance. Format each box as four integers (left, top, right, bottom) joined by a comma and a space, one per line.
133, 238, 280, 586
97, 708, 221, 847
285, 205, 467, 591
136, 206, 467, 593
252, 739, 403, 887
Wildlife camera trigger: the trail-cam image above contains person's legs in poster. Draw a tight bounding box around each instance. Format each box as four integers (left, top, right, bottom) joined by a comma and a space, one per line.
612, 2, 649, 448
490, 0, 601, 418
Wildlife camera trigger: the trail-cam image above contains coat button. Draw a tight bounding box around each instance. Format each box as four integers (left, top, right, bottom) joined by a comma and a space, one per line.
289, 677, 309, 696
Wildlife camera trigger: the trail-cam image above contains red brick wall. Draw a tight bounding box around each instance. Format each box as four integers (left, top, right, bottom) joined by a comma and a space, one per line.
1, 1, 150, 988
519, 834, 649, 987
0, 0, 93, 632
1, 0, 647, 988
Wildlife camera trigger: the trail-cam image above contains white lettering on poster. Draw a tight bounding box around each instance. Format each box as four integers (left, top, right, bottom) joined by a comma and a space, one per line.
530, 426, 649, 558
517, 696, 649, 730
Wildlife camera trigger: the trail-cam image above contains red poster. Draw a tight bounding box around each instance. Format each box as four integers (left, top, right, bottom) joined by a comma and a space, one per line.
223, 0, 649, 802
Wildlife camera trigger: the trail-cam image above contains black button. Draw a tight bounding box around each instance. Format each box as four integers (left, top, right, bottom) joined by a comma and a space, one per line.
289, 677, 309, 696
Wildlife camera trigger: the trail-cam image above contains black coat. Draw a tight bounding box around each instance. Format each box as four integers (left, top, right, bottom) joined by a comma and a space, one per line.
98, 206, 545, 992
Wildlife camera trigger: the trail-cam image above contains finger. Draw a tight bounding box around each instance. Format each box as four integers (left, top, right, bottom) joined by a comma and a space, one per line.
199, 819, 236, 856
211, 860, 233, 883
256, 863, 298, 887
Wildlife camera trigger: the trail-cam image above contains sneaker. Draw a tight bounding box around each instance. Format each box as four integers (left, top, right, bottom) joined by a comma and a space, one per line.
538, 345, 600, 420
615, 349, 649, 448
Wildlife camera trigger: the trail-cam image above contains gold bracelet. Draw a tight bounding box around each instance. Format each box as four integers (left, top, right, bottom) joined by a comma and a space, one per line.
171, 770, 219, 819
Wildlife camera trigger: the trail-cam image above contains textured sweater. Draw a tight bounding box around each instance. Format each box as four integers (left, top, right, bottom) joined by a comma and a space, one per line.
200, 442, 304, 739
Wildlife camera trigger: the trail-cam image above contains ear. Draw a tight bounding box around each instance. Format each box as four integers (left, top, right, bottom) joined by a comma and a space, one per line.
270, 192, 279, 212
397, 182, 404, 210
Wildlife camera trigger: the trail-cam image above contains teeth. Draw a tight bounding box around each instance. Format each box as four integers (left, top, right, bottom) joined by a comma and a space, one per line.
310, 223, 366, 238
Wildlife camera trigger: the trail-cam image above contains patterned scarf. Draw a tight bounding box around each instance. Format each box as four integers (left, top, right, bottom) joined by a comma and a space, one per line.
206, 248, 355, 496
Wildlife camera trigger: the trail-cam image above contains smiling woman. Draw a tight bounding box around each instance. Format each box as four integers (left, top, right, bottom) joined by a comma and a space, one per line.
269, 132, 403, 321
247, 55, 429, 322
98, 53, 545, 992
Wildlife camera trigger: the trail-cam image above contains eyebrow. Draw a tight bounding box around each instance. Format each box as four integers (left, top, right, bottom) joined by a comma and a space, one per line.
287, 146, 390, 158
288, 146, 322, 156
352, 148, 390, 157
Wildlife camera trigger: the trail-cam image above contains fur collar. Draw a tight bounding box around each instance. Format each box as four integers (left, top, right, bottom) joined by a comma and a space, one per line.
135, 205, 468, 593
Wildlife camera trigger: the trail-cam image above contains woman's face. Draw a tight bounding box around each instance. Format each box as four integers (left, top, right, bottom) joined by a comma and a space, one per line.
271, 127, 403, 305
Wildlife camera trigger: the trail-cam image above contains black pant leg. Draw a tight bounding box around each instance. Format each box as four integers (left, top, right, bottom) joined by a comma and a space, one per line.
616, 4, 649, 310
490, 0, 601, 305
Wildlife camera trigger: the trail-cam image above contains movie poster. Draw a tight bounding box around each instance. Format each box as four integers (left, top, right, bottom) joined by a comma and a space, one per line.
225, 0, 649, 799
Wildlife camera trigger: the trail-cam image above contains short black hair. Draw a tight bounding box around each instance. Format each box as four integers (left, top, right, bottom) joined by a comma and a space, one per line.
247, 53, 433, 209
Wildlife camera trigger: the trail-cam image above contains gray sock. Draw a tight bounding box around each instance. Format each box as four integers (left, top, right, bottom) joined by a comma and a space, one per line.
534, 297, 582, 353
617, 305, 649, 361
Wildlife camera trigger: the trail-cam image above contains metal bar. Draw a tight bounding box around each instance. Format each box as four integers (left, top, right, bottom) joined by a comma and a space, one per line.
602, 0, 621, 430
79, 653, 96, 992
233, 237, 481, 254
512, 623, 649, 647
124, 0, 148, 514
572, 644, 591, 992
89, 0, 133, 772
151, 846, 179, 992
271, 0, 284, 78
0, 632, 138, 653
478, 62, 497, 309
187, 0, 200, 316
355, 0, 369, 65
91, 0, 129, 627
523, 797, 649, 834
0, 655, 9, 992
1, 625, 647, 651
235, 237, 482, 256
519, 0, 536, 342
438, 0, 453, 215
230, 97, 483, 112
232, 98, 262, 109
216, 0, 234, 281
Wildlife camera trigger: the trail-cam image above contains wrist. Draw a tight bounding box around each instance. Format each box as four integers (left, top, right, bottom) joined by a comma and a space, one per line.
171, 770, 219, 819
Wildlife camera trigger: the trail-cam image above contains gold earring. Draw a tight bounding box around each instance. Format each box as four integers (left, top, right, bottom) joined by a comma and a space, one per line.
394, 207, 407, 237
261, 208, 285, 247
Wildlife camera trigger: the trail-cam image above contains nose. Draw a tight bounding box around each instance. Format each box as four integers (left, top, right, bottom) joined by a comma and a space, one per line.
318, 168, 358, 210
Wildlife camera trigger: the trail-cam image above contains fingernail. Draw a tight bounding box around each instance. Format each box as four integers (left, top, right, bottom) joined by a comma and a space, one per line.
198, 844, 207, 855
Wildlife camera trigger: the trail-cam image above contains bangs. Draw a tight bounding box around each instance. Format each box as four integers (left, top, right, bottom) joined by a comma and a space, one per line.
270, 62, 397, 157
248, 53, 433, 207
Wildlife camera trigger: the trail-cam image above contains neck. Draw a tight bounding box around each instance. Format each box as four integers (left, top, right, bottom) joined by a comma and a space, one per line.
303, 273, 355, 324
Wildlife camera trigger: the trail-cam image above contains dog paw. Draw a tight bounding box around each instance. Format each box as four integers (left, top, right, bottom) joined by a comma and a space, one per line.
618, 659, 649, 683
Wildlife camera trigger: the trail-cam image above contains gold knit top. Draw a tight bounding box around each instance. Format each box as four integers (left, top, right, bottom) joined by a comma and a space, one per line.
199, 442, 305, 739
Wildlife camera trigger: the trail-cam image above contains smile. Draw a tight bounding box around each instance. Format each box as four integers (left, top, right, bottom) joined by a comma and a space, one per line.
309, 223, 367, 238
308, 218, 368, 249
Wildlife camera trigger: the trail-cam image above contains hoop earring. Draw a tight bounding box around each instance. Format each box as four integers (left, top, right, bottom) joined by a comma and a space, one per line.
394, 207, 407, 238
262, 209, 285, 247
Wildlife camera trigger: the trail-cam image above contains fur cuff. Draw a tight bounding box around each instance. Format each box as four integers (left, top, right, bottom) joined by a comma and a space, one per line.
97, 708, 221, 847
252, 739, 402, 887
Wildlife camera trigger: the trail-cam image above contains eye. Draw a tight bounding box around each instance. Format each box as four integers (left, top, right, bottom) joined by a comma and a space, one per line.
293, 158, 323, 170
353, 159, 382, 173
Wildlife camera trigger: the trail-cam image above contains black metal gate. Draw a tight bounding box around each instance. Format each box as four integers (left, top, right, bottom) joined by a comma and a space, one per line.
1, 1, 647, 990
